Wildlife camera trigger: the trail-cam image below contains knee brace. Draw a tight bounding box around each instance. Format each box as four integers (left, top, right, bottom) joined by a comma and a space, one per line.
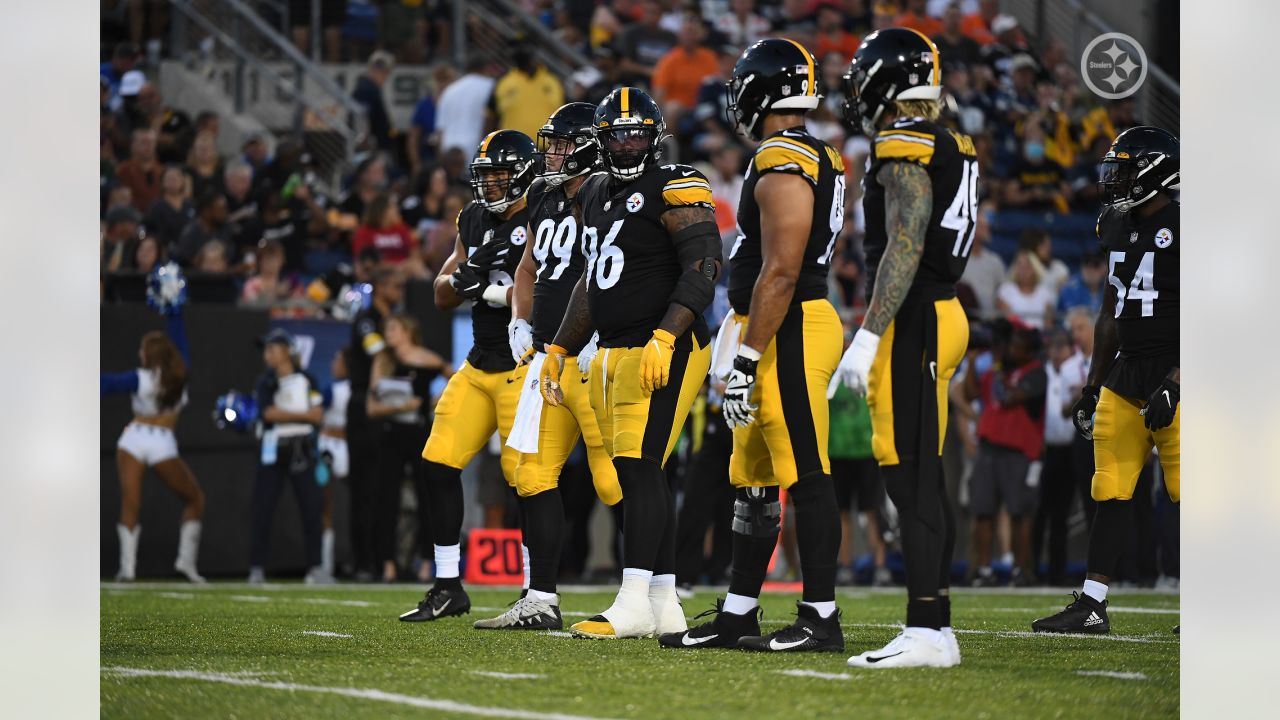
732, 486, 781, 538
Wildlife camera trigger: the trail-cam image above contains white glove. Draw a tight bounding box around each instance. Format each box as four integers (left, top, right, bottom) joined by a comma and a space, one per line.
577, 332, 599, 375
508, 318, 533, 364
827, 328, 881, 398
721, 348, 760, 429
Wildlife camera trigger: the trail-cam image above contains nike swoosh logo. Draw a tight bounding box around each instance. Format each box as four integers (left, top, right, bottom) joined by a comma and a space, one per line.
1162, 390, 1170, 406
682, 633, 718, 646
768, 637, 811, 651
432, 598, 452, 617
681, 170, 695, 177
865, 651, 904, 663
929, 362, 937, 380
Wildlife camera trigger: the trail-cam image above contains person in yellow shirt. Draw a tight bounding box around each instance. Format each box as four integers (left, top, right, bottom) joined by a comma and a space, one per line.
487, 41, 565, 139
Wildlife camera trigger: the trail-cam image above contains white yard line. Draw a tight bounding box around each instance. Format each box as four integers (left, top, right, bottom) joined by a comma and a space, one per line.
297, 598, 375, 608
156, 592, 195, 600
542, 631, 574, 638
1106, 606, 1179, 614
228, 595, 272, 603
1076, 670, 1149, 680
302, 630, 353, 639
777, 669, 855, 681
469, 671, 546, 680
103, 667, 618, 720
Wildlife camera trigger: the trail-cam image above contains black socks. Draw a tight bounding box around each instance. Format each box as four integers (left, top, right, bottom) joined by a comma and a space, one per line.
521, 489, 565, 594
788, 474, 841, 603
423, 460, 464, 547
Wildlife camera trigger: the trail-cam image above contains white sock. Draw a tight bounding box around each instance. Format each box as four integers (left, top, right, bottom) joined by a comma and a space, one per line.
434, 544, 461, 579
321, 528, 335, 576
648, 573, 675, 598
527, 588, 559, 605
612, 569, 652, 608
802, 600, 837, 619
905, 626, 944, 644
521, 544, 531, 590
176, 520, 201, 566
1082, 579, 1108, 603
723, 592, 759, 615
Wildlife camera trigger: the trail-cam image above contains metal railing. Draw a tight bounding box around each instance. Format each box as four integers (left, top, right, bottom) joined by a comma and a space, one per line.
451, 0, 593, 80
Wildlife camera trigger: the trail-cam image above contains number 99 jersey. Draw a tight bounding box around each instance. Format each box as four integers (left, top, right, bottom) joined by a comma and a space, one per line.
577, 163, 715, 348
862, 117, 979, 305
729, 126, 846, 315
526, 176, 592, 348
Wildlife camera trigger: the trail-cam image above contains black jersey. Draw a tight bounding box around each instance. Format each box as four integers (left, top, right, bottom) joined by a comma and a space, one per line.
577, 164, 714, 348
457, 200, 530, 372
348, 306, 386, 397
863, 118, 979, 306
1097, 201, 1179, 397
729, 126, 845, 314
526, 176, 592, 347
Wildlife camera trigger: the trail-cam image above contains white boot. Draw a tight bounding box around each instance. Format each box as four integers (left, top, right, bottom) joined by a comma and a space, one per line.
321, 528, 335, 577
648, 575, 687, 635
174, 520, 206, 583
570, 572, 656, 639
116, 524, 140, 581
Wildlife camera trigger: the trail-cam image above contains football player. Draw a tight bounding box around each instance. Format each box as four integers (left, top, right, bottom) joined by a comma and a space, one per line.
399, 130, 535, 622
539, 87, 720, 639
659, 39, 846, 653
472, 103, 623, 631
832, 29, 977, 668
1032, 126, 1179, 634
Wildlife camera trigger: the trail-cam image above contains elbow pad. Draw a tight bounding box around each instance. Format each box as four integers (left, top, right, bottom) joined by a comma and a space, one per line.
669, 220, 721, 313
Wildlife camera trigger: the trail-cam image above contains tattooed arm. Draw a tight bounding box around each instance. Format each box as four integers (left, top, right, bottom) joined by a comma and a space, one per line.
741, 172, 812, 353
549, 274, 594, 354
862, 162, 931, 335
658, 204, 722, 337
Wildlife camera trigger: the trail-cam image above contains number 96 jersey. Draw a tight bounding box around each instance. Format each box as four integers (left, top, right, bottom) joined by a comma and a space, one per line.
577, 164, 715, 348
862, 118, 979, 305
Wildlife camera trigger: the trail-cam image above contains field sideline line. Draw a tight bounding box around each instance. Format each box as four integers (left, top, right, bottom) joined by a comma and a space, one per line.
103, 667, 620, 720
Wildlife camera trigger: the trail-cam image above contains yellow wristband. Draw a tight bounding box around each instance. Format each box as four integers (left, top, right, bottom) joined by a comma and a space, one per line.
652, 329, 676, 346
545, 343, 568, 356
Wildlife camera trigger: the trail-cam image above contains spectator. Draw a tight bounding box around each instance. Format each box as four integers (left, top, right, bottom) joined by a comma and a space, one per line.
126, 234, 166, 274
1056, 252, 1105, 316
958, 201, 1004, 319
487, 40, 565, 139
185, 131, 225, 201
1003, 120, 1071, 213
981, 14, 1030, 77
616, 0, 677, 84
589, 0, 626, 50
224, 160, 262, 251
353, 192, 428, 278
101, 42, 141, 110
104, 183, 134, 219
1068, 134, 1112, 211
828, 381, 892, 586
174, 190, 233, 267
332, 154, 389, 234
813, 2, 861, 62
424, 190, 470, 273
959, 0, 1000, 45
102, 206, 143, 272
576, 43, 626, 106
682, 44, 740, 158
943, 63, 990, 137
406, 65, 456, 179
714, 0, 770, 47
241, 134, 271, 180
194, 110, 220, 144
353, 51, 397, 153
436, 58, 498, 162
289, 0, 344, 62
259, 186, 310, 275
144, 165, 195, 249
997, 250, 1056, 330
965, 324, 1046, 586
652, 13, 719, 125
401, 165, 453, 239
193, 240, 231, 274
933, 2, 981, 67
707, 144, 745, 234
1063, 306, 1095, 525
1079, 98, 1138, 153
115, 128, 163, 212
241, 239, 302, 308
1019, 228, 1070, 293
1035, 328, 1085, 585
896, 0, 944, 36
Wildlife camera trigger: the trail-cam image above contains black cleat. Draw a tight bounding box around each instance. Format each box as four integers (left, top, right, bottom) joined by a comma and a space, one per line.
737, 601, 844, 653
399, 584, 472, 622
659, 599, 761, 649
1031, 592, 1109, 634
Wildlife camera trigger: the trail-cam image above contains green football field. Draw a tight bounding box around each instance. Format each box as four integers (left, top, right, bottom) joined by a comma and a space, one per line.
101, 582, 1179, 719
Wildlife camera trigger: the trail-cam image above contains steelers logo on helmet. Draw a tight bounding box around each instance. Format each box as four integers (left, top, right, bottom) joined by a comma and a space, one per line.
592, 87, 668, 181
726, 39, 822, 141
510, 225, 528, 246
470, 129, 537, 214
842, 28, 942, 136
626, 192, 645, 213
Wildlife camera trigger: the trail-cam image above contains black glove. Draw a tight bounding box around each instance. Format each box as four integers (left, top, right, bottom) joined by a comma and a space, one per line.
450, 263, 486, 300
465, 239, 510, 274
1141, 376, 1179, 430
1071, 385, 1100, 440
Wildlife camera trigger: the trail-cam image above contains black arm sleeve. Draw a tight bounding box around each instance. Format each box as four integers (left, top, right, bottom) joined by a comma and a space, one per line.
668, 220, 722, 315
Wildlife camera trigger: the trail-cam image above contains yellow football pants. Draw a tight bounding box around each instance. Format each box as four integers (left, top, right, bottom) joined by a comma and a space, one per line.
422, 361, 527, 485
1091, 387, 1180, 502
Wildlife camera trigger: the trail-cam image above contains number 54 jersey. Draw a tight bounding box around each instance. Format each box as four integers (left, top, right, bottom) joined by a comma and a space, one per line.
576, 164, 715, 348
862, 117, 979, 305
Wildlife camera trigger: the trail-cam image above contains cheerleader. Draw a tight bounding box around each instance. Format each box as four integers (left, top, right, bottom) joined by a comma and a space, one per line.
100, 307, 205, 582
317, 348, 351, 577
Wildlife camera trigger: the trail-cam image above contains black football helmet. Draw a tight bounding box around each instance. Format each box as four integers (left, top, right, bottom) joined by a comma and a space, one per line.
726, 38, 822, 141
592, 87, 667, 181
1099, 126, 1179, 211
842, 28, 942, 135
470, 129, 537, 213
537, 102, 599, 187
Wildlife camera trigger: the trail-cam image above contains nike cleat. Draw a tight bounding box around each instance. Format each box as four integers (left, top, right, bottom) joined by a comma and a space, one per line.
399, 584, 471, 622
658, 599, 761, 650
1031, 592, 1109, 634
848, 628, 957, 668
473, 596, 563, 630
737, 601, 844, 653
570, 592, 655, 639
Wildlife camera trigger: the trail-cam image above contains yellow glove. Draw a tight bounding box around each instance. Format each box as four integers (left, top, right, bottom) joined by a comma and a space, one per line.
540, 343, 568, 406
639, 329, 676, 393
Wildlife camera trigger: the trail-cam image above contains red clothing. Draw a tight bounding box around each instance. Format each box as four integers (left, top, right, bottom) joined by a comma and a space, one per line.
977, 360, 1046, 461
814, 30, 861, 62
353, 223, 416, 263
895, 11, 944, 38
115, 159, 163, 211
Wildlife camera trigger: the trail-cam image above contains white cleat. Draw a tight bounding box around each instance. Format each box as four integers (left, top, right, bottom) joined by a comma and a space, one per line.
305, 566, 336, 585
649, 585, 688, 635
847, 628, 958, 669
942, 627, 961, 665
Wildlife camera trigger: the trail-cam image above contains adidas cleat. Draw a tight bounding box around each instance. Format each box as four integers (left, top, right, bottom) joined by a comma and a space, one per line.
473, 596, 563, 630
848, 628, 956, 668
737, 601, 844, 653
658, 599, 761, 650
1031, 592, 1109, 634
399, 585, 471, 622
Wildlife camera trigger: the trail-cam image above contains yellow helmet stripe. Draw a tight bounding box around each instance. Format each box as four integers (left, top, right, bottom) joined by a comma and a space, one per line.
621, 87, 630, 118
479, 131, 497, 157
903, 27, 941, 87
782, 38, 815, 96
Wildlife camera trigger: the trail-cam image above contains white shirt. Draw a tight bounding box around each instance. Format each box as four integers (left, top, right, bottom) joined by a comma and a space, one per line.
997, 281, 1056, 329
273, 373, 321, 438
1044, 351, 1086, 445
131, 368, 188, 416
436, 73, 496, 160
323, 379, 349, 430
962, 248, 1007, 320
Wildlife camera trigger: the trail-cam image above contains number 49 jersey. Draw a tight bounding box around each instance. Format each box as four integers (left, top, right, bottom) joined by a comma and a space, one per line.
862, 118, 979, 305
729, 126, 846, 315
577, 164, 715, 348
1097, 201, 1179, 361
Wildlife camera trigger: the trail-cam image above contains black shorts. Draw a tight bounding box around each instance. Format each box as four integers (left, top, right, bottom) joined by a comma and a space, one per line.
289, 0, 346, 28
970, 441, 1035, 517
830, 457, 883, 512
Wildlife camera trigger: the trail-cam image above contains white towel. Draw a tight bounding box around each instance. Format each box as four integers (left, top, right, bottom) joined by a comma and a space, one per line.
708, 313, 744, 381
506, 352, 546, 454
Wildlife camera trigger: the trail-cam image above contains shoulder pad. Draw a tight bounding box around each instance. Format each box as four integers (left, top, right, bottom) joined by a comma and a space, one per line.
659, 165, 714, 209
755, 134, 821, 183
874, 123, 937, 166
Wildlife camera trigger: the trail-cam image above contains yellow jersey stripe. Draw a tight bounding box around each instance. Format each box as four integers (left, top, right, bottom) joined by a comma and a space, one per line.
759, 138, 821, 161
876, 133, 935, 147
881, 128, 935, 141
755, 144, 820, 182
663, 183, 715, 207
782, 38, 815, 96
875, 138, 934, 165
